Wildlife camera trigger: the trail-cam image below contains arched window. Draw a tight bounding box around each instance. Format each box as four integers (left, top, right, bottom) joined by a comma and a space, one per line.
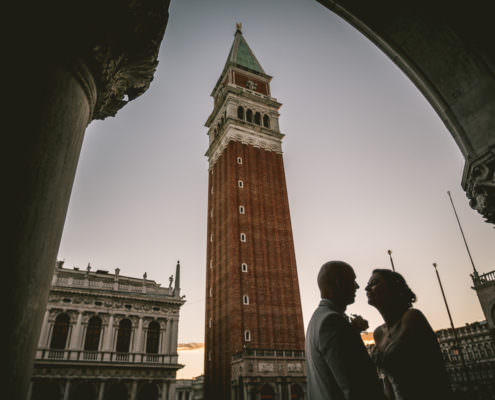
290, 384, 304, 400
246, 109, 253, 123
237, 106, 244, 120
50, 313, 70, 349
116, 319, 132, 353
240, 233, 246, 242
260, 384, 275, 399
244, 330, 251, 342
84, 316, 102, 351
146, 321, 160, 354
241, 263, 248, 272
243, 295, 249, 305
254, 112, 261, 125
263, 115, 270, 128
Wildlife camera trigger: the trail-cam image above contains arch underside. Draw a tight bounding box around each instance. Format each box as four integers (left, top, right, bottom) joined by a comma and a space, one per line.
317, 0, 495, 224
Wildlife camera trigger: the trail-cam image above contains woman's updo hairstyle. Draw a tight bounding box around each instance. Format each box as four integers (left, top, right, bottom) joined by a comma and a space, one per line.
373, 269, 417, 308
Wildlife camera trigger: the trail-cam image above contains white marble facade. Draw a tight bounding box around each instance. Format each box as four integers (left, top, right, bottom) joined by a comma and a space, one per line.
29, 261, 185, 400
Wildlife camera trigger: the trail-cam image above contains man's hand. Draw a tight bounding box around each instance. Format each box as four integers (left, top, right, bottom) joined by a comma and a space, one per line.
350, 314, 369, 333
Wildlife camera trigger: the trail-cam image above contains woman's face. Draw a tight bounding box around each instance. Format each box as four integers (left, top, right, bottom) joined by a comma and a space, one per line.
365, 272, 390, 309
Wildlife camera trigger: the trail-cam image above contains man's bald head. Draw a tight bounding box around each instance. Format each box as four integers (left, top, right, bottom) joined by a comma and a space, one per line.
317, 261, 358, 307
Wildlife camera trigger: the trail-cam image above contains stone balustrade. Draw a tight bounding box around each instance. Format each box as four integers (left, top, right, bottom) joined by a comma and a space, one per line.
35, 348, 179, 365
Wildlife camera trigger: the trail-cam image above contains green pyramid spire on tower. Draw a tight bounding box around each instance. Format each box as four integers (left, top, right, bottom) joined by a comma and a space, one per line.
224, 23, 265, 75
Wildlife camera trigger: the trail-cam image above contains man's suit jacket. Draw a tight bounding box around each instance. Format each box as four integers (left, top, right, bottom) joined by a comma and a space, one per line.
305, 299, 383, 400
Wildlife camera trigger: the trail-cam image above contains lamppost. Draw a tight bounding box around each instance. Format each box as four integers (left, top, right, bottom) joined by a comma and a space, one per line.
432, 262, 472, 396
387, 250, 396, 272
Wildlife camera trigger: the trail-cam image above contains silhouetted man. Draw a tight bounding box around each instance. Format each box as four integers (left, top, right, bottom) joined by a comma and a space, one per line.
306, 261, 384, 399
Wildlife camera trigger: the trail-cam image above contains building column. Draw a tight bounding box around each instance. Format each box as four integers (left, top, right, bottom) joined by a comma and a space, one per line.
63, 380, 71, 400
130, 381, 138, 400
171, 319, 178, 355
38, 310, 50, 347
69, 312, 83, 359
167, 381, 176, 400
161, 382, 168, 400
6, 59, 95, 400
165, 319, 172, 355
287, 383, 291, 400
97, 382, 105, 400
26, 381, 33, 400
133, 317, 144, 359
103, 314, 115, 361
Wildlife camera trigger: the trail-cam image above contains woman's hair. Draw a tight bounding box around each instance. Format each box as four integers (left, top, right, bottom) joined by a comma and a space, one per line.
373, 269, 417, 308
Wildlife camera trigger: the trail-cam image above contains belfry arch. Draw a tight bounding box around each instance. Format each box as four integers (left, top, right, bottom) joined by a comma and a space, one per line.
6, 1, 495, 398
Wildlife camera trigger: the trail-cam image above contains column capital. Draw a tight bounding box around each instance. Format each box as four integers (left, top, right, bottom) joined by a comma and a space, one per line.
462, 146, 495, 225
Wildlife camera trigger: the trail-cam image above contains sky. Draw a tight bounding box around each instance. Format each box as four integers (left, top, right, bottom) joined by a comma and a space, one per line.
58, 0, 495, 379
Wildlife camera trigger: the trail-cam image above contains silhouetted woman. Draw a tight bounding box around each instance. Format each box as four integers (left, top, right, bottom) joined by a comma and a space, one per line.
366, 269, 451, 400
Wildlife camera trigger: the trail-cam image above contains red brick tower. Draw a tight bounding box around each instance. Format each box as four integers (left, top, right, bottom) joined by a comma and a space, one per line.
204, 25, 306, 400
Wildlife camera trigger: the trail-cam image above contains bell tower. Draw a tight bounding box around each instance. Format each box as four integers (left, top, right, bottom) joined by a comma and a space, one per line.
204, 25, 306, 400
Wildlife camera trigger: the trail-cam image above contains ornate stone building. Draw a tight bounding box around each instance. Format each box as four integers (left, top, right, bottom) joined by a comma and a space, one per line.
472, 269, 495, 329
204, 25, 306, 400
436, 321, 495, 399
28, 260, 185, 400
175, 376, 204, 400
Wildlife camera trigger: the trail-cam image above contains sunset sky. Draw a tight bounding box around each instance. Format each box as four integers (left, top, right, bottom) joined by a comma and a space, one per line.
58, 0, 495, 379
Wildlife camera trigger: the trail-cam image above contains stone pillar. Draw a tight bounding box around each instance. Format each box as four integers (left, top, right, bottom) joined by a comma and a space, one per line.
69, 312, 83, 350
130, 381, 138, 400
98, 381, 105, 400
26, 381, 33, 400
63, 380, 71, 400
167, 381, 176, 400
161, 382, 168, 400
165, 319, 173, 355
134, 317, 144, 353
38, 310, 50, 347
6, 1, 171, 397
171, 319, 179, 355
103, 314, 114, 360
6, 60, 94, 399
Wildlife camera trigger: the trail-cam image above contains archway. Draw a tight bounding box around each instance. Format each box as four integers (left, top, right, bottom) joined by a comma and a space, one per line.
31, 381, 62, 400
315, 0, 495, 223
70, 382, 97, 400
259, 384, 275, 400
136, 383, 159, 400
105, 383, 128, 400
290, 384, 304, 400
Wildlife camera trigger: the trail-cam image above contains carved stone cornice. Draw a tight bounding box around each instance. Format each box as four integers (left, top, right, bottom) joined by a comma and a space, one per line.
462, 146, 495, 225
206, 123, 283, 168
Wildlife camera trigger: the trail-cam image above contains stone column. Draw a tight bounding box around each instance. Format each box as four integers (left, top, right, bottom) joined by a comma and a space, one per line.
171, 319, 179, 355
6, 1, 171, 398
26, 381, 33, 400
103, 314, 115, 360
130, 381, 138, 400
161, 382, 168, 400
97, 382, 105, 400
69, 312, 83, 351
63, 380, 71, 400
134, 317, 144, 353
167, 381, 176, 400
38, 310, 50, 348
165, 319, 173, 355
